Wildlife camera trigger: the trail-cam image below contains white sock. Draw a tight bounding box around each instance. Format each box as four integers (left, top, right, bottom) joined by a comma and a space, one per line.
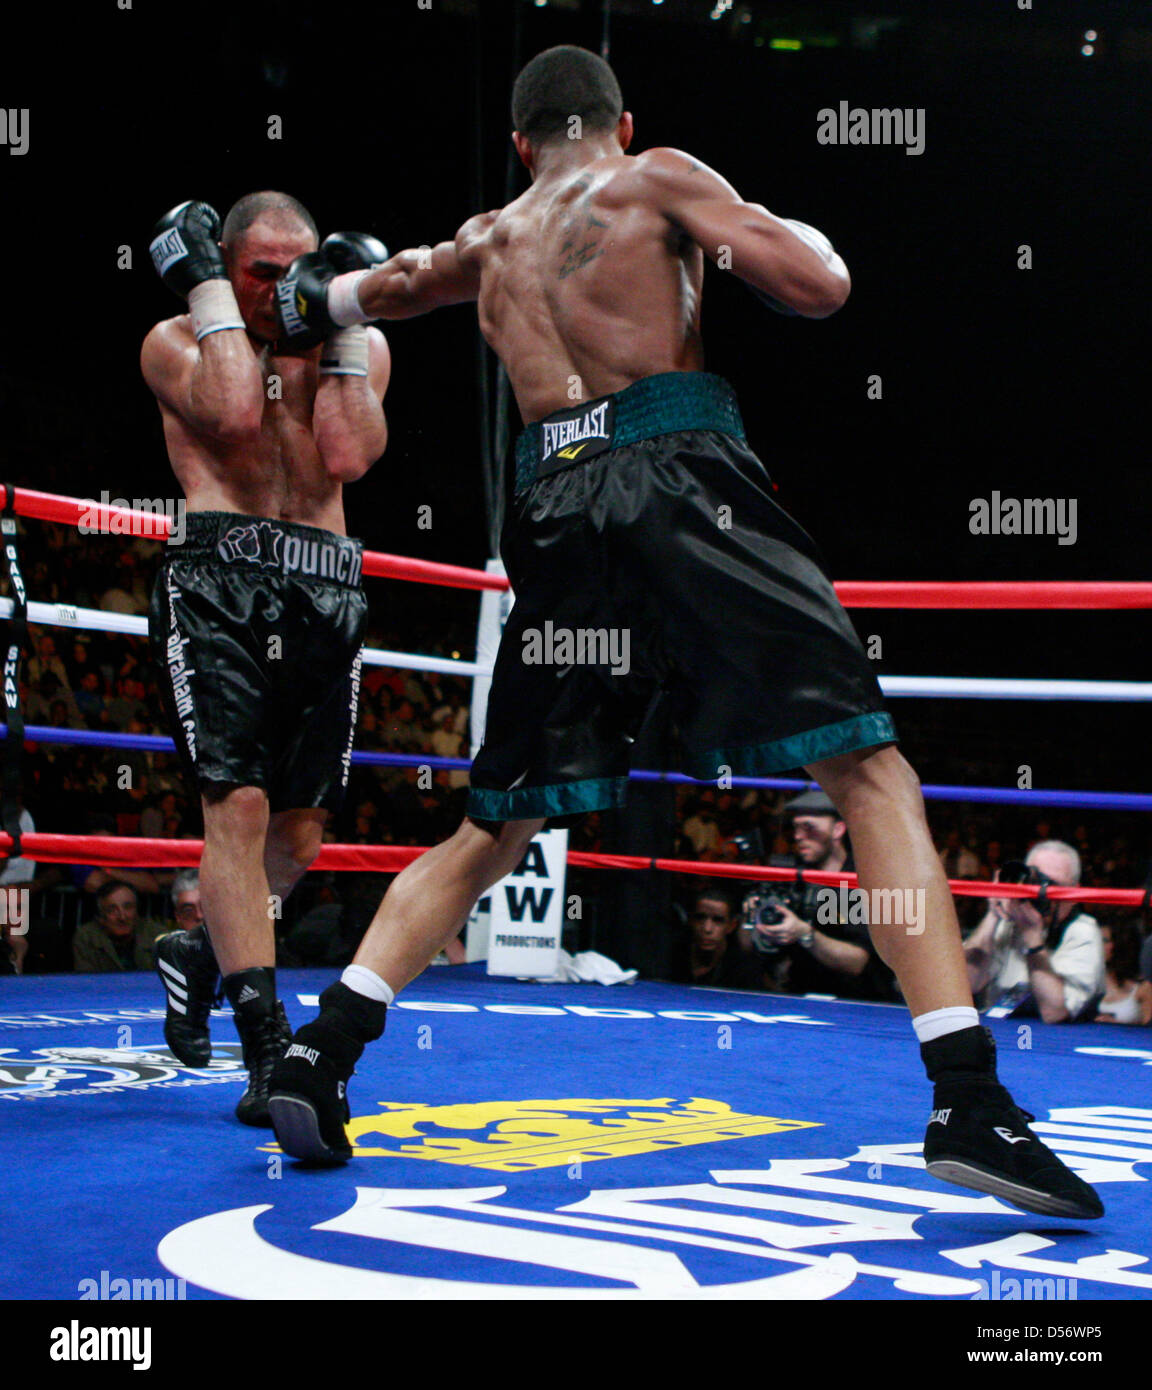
912, 1005, 979, 1044
341, 964, 394, 1006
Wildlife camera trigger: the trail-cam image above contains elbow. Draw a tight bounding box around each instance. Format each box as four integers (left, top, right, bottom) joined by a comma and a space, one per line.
1039, 1001, 1070, 1025
202, 398, 264, 445
324, 425, 387, 484
326, 460, 373, 485
325, 447, 382, 485
803, 267, 851, 319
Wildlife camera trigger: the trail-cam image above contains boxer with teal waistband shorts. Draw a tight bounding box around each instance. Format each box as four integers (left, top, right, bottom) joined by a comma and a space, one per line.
266, 49, 1102, 1223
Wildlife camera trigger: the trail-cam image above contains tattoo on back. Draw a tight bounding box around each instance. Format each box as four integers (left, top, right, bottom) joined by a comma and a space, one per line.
556, 184, 612, 280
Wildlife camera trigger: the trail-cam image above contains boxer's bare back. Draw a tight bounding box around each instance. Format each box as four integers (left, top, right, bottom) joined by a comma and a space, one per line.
142, 219, 388, 532
463, 150, 707, 421
360, 136, 848, 424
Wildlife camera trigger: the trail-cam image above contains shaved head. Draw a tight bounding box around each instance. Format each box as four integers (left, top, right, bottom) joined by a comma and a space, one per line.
221, 191, 317, 252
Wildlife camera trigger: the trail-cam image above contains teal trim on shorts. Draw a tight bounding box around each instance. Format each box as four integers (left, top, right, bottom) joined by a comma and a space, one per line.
467, 776, 629, 823
693, 711, 898, 780
515, 372, 747, 493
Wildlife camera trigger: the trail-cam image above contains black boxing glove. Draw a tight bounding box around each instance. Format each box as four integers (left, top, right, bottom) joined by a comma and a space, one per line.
149, 201, 227, 296
321, 230, 389, 274
149, 200, 245, 341
275, 231, 388, 352
274, 251, 336, 350
317, 232, 389, 376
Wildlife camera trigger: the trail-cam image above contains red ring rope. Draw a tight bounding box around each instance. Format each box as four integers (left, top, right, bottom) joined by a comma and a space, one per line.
3, 832, 1143, 907
10, 486, 1152, 608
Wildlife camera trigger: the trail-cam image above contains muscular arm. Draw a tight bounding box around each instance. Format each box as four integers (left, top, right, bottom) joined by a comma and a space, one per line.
355, 214, 495, 320
313, 328, 391, 482
141, 319, 264, 443
638, 148, 850, 318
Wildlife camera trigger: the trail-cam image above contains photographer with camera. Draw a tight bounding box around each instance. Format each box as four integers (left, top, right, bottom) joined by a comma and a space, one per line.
964, 840, 1105, 1023
742, 790, 897, 1001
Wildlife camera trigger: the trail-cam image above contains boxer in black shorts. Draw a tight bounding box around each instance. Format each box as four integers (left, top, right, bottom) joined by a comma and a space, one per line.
469, 372, 892, 824
266, 51, 1101, 1220
141, 191, 389, 1125
150, 514, 366, 813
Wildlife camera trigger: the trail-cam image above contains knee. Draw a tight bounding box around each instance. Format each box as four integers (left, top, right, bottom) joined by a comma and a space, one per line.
496, 819, 544, 874
832, 747, 924, 820
458, 816, 542, 881
204, 786, 268, 844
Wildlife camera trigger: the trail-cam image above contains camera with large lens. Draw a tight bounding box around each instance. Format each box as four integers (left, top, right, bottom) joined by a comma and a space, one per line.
996, 859, 1058, 937
744, 891, 787, 925
998, 859, 1055, 904
741, 889, 798, 953
731, 829, 802, 953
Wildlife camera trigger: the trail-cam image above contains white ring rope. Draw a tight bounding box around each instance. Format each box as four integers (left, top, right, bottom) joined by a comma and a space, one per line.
5, 597, 1151, 700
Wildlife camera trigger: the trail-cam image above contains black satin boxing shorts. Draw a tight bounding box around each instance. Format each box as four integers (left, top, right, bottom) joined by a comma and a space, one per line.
148, 512, 367, 813
467, 372, 895, 824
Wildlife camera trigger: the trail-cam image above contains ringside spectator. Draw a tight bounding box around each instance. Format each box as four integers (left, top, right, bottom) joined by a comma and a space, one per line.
1095, 921, 1152, 1025
964, 840, 1105, 1023
672, 887, 763, 990
72, 881, 168, 973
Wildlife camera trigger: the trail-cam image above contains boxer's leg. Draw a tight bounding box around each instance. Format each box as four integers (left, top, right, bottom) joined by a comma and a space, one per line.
353, 815, 545, 994
197, 783, 295, 1125
269, 815, 544, 1163
805, 744, 970, 1016
265, 807, 328, 912
199, 784, 274, 976
808, 744, 1102, 1218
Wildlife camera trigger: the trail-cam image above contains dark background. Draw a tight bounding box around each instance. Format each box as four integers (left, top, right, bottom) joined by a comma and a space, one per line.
3, 0, 1148, 807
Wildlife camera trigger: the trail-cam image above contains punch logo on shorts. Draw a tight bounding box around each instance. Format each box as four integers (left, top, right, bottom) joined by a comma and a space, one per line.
539, 399, 615, 470
217, 522, 283, 568
149, 226, 189, 278
216, 523, 362, 585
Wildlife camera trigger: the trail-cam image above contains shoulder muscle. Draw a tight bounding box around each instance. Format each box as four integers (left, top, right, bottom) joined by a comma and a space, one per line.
140, 318, 194, 402
456, 209, 500, 265
634, 147, 743, 212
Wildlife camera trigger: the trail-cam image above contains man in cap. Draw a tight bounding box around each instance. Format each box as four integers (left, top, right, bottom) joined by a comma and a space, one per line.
745, 789, 896, 1000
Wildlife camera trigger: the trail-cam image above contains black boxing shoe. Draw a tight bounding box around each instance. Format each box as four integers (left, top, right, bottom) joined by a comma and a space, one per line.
233, 1000, 293, 1127
155, 926, 221, 1069
268, 1022, 363, 1164
226, 967, 292, 1127
269, 981, 387, 1165
924, 1079, 1104, 1219
920, 1025, 1103, 1220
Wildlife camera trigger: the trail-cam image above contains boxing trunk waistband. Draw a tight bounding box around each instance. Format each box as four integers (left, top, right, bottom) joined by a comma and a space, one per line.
514, 371, 748, 494
167, 511, 364, 588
